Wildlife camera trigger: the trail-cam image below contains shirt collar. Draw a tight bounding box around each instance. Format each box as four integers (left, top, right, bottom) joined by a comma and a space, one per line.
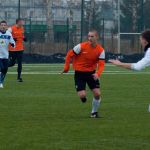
0, 30, 6, 34
144, 43, 150, 52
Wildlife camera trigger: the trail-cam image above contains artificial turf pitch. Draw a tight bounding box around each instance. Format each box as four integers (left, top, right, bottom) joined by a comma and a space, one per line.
0, 64, 150, 150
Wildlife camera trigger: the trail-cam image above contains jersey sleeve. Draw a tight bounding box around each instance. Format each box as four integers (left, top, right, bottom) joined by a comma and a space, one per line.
63, 50, 76, 72
73, 44, 81, 54
96, 59, 105, 77
95, 49, 105, 77
99, 50, 105, 60
131, 49, 150, 71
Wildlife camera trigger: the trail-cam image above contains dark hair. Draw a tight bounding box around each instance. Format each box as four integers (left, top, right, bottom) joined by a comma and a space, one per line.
16, 18, 23, 24
141, 29, 150, 43
0, 20, 7, 25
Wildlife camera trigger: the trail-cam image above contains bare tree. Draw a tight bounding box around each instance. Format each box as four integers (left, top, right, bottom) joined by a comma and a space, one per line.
45, 0, 54, 41
88, 0, 95, 30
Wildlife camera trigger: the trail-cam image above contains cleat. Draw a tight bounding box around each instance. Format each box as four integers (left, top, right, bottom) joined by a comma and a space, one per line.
0, 83, 3, 88
90, 112, 99, 118
17, 78, 23, 82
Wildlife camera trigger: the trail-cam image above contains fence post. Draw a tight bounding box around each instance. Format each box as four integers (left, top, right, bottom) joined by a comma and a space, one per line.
81, 0, 84, 42
102, 18, 105, 48
18, 0, 21, 19
66, 18, 69, 52
29, 17, 32, 54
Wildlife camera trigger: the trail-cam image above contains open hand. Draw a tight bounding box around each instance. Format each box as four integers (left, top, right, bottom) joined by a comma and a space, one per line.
61, 70, 68, 74
92, 73, 99, 80
109, 59, 122, 66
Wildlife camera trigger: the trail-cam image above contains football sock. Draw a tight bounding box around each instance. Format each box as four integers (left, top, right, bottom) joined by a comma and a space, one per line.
0, 72, 6, 83
91, 97, 101, 113
0, 72, 1, 83
17, 64, 22, 79
17, 70, 21, 79
81, 97, 87, 103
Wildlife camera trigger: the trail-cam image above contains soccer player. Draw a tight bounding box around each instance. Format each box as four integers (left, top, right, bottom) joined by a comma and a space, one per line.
0, 20, 15, 88
109, 29, 150, 70
8, 18, 26, 82
62, 29, 105, 118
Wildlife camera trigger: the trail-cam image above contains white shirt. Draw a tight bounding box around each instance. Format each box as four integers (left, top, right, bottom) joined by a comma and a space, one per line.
0, 30, 15, 59
131, 48, 150, 71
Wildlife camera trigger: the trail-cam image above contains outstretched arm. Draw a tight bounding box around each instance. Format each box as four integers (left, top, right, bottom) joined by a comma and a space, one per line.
62, 44, 81, 73
109, 52, 150, 71
109, 59, 132, 69
62, 50, 76, 73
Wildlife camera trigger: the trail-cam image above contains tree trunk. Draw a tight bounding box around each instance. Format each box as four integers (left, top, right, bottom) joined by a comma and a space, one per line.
46, 0, 54, 41
89, 0, 95, 30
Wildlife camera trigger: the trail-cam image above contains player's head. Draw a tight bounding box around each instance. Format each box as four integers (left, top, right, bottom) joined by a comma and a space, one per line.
140, 29, 150, 48
16, 18, 24, 27
88, 29, 99, 46
0, 20, 7, 32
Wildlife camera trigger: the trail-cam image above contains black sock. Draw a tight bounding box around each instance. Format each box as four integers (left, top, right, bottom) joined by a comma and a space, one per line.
17, 73, 21, 79
81, 97, 87, 103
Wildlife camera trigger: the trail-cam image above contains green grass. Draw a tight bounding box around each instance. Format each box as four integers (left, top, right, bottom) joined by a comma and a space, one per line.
0, 64, 150, 150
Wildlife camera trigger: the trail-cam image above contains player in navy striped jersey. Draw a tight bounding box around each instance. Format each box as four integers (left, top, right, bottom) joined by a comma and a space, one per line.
0, 20, 15, 88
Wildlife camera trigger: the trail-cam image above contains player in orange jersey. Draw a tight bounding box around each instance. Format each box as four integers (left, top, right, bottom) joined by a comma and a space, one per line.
8, 18, 27, 82
62, 29, 105, 118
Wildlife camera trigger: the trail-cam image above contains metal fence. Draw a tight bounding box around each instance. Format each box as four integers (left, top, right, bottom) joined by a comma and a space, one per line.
0, 0, 150, 57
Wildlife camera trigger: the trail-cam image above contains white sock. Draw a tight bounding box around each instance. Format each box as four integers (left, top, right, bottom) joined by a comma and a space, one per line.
91, 97, 101, 113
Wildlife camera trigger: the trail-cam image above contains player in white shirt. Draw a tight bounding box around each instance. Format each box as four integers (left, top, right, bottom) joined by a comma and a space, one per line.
109, 29, 150, 70
0, 20, 15, 88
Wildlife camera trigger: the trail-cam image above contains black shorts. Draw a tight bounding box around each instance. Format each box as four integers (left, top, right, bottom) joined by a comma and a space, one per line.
9, 51, 24, 62
74, 71, 100, 92
0, 59, 8, 71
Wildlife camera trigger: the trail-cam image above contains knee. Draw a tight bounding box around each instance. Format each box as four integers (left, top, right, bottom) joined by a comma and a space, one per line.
93, 90, 101, 99
78, 91, 86, 98
77, 91, 87, 103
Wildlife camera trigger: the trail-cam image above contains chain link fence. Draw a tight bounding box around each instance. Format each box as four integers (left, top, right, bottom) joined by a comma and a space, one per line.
0, 0, 150, 62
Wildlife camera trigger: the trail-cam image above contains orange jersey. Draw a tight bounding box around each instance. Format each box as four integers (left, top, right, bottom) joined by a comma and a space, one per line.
8, 25, 24, 51
64, 41, 105, 76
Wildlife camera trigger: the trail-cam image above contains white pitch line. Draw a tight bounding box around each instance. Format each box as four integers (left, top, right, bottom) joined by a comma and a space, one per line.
12, 65, 64, 68
22, 66, 63, 67
22, 63, 63, 65
7, 71, 150, 75
11, 63, 116, 68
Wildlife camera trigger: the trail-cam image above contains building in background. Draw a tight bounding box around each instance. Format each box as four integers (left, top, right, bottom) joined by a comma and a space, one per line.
2, 0, 143, 55
0, 0, 81, 42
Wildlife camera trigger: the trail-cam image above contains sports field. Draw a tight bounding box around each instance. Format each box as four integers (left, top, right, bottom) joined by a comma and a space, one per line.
0, 64, 150, 150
